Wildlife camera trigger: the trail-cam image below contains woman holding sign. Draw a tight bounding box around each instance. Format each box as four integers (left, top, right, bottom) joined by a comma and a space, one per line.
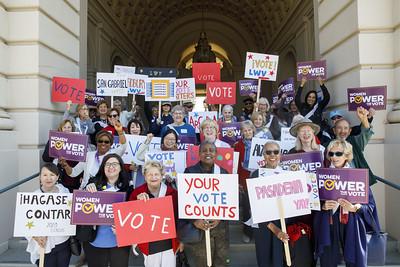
314, 140, 380, 267
129, 160, 179, 267
26, 163, 71, 267
84, 153, 131, 267
63, 100, 95, 136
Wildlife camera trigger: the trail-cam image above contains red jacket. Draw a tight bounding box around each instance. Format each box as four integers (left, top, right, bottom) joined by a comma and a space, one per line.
233, 139, 251, 190
103, 125, 127, 136
129, 183, 179, 255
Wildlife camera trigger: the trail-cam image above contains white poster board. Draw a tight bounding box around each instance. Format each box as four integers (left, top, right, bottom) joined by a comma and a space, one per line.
145, 151, 186, 180
114, 65, 136, 74
96, 72, 128, 96
113, 135, 161, 165
14, 193, 76, 237
188, 111, 218, 133
126, 74, 148, 95
280, 127, 296, 154
244, 52, 279, 81
177, 173, 239, 220
176, 78, 196, 101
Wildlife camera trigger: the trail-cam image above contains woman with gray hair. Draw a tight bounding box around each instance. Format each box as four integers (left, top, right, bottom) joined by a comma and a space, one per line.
218, 104, 237, 123
254, 97, 282, 140
160, 105, 196, 144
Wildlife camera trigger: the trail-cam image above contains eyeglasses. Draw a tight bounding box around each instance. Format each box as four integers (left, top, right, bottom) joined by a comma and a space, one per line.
97, 139, 110, 144
331, 115, 343, 120
105, 162, 120, 168
264, 150, 280, 155
328, 151, 344, 157
108, 114, 118, 118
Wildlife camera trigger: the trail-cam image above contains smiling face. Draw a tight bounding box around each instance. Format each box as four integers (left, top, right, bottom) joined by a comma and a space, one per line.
163, 133, 177, 150
333, 120, 351, 141
263, 143, 281, 169
144, 166, 162, 190
97, 135, 112, 155
289, 101, 298, 113
172, 110, 184, 124
253, 115, 264, 128
199, 143, 217, 167
328, 145, 347, 168
62, 121, 73, 133
258, 103, 268, 113
108, 111, 119, 126
98, 103, 108, 116
202, 125, 217, 142
104, 157, 121, 183
298, 125, 315, 144
162, 104, 171, 113
306, 92, 317, 106
78, 105, 89, 119
40, 167, 59, 192
242, 126, 254, 140
223, 109, 233, 121
130, 122, 141, 135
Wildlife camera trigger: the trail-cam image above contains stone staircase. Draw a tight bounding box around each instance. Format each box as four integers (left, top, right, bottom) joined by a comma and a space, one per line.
0, 223, 399, 267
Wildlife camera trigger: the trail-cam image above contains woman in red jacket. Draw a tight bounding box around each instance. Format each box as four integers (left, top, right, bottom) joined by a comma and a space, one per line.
129, 160, 180, 267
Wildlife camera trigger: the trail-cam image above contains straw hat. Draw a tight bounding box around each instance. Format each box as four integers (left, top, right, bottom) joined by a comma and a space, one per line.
289, 115, 320, 137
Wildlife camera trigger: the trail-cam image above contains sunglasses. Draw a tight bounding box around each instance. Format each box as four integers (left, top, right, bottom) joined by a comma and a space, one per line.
244, 102, 253, 105
97, 140, 111, 144
328, 151, 344, 157
264, 150, 280, 155
108, 114, 118, 118
331, 115, 343, 120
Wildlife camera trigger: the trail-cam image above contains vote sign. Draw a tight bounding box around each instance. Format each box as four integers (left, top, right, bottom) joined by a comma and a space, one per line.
277, 77, 295, 105
85, 90, 105, 107
280, 151, 323, 173
113, 196, 176, 247
145, 151, 186, 180
244, 52, 279, 81
239, 80, 258, 96
49, 131, 88, 162
218, 122, 241, 146
176, 78, 196, 101
297, 60, 326, 81
188, 111, 218, 133
52, 77, 86, 104
96, 72, 128, 96
192, 63, 221, 84
347, 86, 387, 111
206, 82, 236, 105
126, 74, 147, 95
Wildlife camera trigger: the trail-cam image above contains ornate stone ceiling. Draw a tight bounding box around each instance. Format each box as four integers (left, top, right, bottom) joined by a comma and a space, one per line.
101, 0, 299, 65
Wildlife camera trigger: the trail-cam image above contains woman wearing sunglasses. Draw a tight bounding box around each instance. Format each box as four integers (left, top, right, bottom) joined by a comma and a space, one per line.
246, 141, 289, 267
103, 108, 128, 136
60, 125, 127, 189
314, 140, 380, 267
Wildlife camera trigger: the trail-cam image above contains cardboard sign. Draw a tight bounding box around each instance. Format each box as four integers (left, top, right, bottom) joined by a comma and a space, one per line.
347, 86, 387, 111
96, 72, 128, 96
246, 171, 311, 223
126, 74, 148, 95
192, 63, 221, 84
136, 67, 177, 77
71, 191, 126, 225
14, 193, 76, 237
248, 137, 269, 170
177, 173, 239, 220
145, 151, 186, 180
48, 131, 88, 162
114, 65, 136, 74
188, 111, 218, 133
244, 52, 279, 81
280, 127, 296, 154
112, 135, 161, 165
113, 196, 176, 247
280, 151, 323, 173
277, 77, 295, 105
239, 80, 258, 96
218, 122, 241, 146
176, 135, 197, 151
297, 60, 326, 81
206, 82, 236, 105
317, 168, 369, 204
85, 90, 105, 107
176, 78, 196, 101
145, 77, 176, 101
186, 146, 235, 174
52, 77, 86, 104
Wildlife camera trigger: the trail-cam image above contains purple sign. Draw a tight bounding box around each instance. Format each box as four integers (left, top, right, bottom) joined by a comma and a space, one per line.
71, 190, 126, 225
239, 80, 258, 96
280, 151, 323, 173
219, 122, 241, 146
177, 135, 197, 150
297, 60, 326, 81
347, 86, 387, 111
49, 131, 88, 162
316, 168, 368, 204
277, 77, 295, 105
85, 90, 105, 107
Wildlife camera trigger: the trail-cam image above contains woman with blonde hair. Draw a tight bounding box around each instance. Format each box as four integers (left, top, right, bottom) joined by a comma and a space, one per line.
251, 111, 273, 140
200, 119, 230, 148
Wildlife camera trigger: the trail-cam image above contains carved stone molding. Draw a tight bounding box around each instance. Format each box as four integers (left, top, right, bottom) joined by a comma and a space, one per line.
0, 108, 15, 130
387, 101, 400, 124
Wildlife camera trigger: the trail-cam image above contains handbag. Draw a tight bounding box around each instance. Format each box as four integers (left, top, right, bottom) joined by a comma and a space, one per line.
75, 225, 97, 242
177, 220, 203, 244
69, 236, 81, 256
367, 213, 387, 266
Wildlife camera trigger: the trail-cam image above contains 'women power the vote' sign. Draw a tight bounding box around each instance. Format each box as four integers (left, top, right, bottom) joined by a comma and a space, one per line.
280, 151, 323, 173
52, 77, 86, 104
49, 131, 88, 162
177, 174, 239, 220
297, 60, 326, 80
246, 171, 311, 224
347, 86, 387, 111
277, 77, 295, 105
244, 52, 279, 81
239, 80, 258, 96
14, 193, 76, 237
219, 122, 241, 146
71, 191, 126, 225
96, 72, 129, 96
317, 168, 369, 204
113, 196, 176, 247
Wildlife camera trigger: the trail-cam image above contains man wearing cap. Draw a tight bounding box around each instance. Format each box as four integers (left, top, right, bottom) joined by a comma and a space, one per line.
182, 100, 194, 123
149, 102, 173, 137
240, 97, 255, 121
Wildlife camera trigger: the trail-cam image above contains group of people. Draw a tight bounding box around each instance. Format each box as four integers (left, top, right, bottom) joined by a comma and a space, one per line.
30, 76, 381, 267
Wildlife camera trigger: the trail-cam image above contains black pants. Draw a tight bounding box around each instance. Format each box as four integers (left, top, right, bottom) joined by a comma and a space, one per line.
83, 242, 130, 267
36, 239, 71, 267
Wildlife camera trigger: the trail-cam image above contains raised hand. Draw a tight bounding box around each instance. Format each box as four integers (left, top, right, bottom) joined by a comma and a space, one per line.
114, 121, 123, 134
301, 77, 307, 87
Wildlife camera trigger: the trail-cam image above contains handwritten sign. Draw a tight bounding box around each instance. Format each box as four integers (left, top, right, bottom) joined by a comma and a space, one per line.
206, 82, 236, 105
317, 168, 369, 204
145, 151, 186, 180
347, 86, 387, 111
280, 151, 323, 173
176, 78, 196, 101
85, 90, 105, 107
297, 60, 326, 81
239, 80, 258, 96
248, 137, 269, 170
192, 63, 221, 84
71, 191, 126, 225
14, 193, 75, 237
277, 77, 295, 105
145, 77, 176, 101
126, 74, 147, 95
244, 52, 279, 81
177, 174, 239, 220
96, 72, 128, 96
112, 135, 161, 165
49, 131, 88, 162
113, 196, 176, 247
188, 111, 218, 133
280, 127, 296, 154
52, 77, 86, 104
246, 171, 310, 223
186, 146, 235, 174
218, 122, 241, 146
136, 67, 177, 77
114, 65, 136, 74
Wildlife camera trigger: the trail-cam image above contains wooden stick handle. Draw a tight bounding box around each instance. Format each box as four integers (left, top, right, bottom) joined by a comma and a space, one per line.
256, 78, 262, 111
39, 246, 45, 267
205, 228, 212, 267
278, 197, 292, 266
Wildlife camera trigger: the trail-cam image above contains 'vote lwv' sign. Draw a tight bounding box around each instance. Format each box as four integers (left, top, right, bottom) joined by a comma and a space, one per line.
206, 82, 236, 105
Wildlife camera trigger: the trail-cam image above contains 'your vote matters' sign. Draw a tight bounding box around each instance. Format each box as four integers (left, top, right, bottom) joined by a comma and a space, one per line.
49, 131, 88, 162
297, 60, 326, 81
347, 86, 387, 111
245, 52, 279, 81
177, 174, 239, 220
175, 78, 196, 101
206, 82, 236, 105
280, 151, 323, 173
52, 77, 86, 104
247, 171, 311, 223
317, 168, 369, 204
71, 191, 126, 225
